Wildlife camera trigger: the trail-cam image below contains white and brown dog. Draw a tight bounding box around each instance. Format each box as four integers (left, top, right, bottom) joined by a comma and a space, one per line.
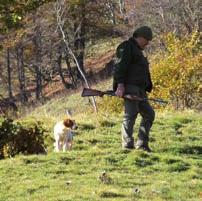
54, 116, 77, 152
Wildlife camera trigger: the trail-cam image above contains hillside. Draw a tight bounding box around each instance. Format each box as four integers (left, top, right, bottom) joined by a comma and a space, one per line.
0, 81, 201, 201
0, 1, 201, 200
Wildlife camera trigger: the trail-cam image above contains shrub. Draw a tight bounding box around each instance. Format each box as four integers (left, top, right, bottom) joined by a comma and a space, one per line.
0, 118, 17, 158
151, 31, 200, 109
0, 117, 47, 159
97, 96, 123, 114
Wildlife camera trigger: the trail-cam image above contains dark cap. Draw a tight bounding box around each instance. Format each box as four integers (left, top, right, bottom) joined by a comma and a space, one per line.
133, 26, 153, 41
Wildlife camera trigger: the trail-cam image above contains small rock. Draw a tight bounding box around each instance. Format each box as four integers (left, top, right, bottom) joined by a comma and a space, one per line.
99, 171, 112, 184
66, 180, 72, 185
132, 187, 140, 194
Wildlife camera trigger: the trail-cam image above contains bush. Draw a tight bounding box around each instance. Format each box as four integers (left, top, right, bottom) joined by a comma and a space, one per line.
151, 31, 200, 109
97, 96, 123, 114
0, 117, 47, 159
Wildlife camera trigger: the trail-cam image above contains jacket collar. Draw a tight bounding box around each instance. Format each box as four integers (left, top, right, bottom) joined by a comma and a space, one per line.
129, 37, 142, 50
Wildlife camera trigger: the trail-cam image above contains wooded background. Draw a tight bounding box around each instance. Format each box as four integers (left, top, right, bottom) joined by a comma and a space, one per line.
0, 0, 200, 111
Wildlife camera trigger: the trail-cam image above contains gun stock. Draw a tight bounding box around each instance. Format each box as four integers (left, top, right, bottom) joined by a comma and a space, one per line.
81, 88, 114, 97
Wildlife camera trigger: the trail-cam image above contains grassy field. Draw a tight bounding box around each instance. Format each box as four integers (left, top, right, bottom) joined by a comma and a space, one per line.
0, 81, 202, 201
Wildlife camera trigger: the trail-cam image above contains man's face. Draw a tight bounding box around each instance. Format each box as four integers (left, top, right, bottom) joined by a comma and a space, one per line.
136, 37, 150, 50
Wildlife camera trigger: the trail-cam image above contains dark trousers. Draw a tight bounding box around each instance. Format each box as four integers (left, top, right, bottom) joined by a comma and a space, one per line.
122, 85, 155, 148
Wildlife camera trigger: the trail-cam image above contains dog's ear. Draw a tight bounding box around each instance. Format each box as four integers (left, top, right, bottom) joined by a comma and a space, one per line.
63, 119, 74, 128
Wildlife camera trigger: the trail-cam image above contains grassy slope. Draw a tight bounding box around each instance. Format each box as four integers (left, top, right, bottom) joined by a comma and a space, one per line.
0, 79, 202, 201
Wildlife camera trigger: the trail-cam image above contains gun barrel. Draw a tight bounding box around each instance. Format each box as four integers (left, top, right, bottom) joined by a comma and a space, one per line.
147, 98, 168, 104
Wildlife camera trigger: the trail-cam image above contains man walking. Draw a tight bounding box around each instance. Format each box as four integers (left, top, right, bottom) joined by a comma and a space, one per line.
113, 26, 155, 152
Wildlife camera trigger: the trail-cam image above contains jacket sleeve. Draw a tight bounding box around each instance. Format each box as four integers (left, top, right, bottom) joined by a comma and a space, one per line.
146, 71, 153, 92
113, 41, 132, 84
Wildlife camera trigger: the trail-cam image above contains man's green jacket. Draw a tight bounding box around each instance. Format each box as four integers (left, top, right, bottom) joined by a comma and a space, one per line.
113, 38, 153, 92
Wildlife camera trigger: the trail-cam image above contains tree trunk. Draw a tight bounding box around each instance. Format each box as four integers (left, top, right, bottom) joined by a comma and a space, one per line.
65, 54, 77, 88
119, 0, 126, 16
16, 46, 28, 103
35, 64, 42, 100
33, 25, 42, 100
6, 48, 13, 99
74, 3, 86, 80
57, 44, 71, 89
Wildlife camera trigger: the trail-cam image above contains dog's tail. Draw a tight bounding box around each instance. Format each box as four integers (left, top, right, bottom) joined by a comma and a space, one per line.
66, 109, 72, 118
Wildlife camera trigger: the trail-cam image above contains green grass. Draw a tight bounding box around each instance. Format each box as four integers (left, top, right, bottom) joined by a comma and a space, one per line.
0, 81, 202, 201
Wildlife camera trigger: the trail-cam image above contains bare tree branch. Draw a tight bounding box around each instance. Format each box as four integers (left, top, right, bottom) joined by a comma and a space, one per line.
54, 0, 98, 112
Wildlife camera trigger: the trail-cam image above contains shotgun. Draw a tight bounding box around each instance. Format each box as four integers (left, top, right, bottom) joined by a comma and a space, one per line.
81, 87, 168, 104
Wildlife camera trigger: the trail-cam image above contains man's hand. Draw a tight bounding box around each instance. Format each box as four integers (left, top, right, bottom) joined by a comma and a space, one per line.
115, 83, 125, 97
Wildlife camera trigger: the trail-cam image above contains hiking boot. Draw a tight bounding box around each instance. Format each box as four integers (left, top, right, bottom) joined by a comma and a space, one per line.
122, 138, 134, 150
135, 144, 152, 152
122, 145, 134, 150
135, 140, 152, 152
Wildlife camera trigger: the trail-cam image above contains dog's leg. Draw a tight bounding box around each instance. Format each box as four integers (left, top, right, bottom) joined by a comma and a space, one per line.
63, 144, 68, 152
63, 136, 68, 151
55, 139, 63, 152
67, 132, 73, 150
53, 142, 57, 152
68, 141, 73, 150
54, 140, 59, 152
59, 140, 63, 151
